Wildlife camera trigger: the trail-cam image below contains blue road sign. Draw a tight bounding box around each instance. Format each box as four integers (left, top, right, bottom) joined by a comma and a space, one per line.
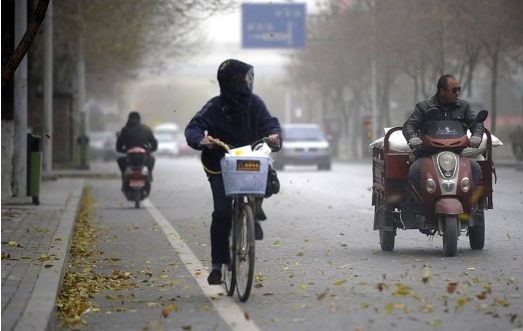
242, 3, 306, 49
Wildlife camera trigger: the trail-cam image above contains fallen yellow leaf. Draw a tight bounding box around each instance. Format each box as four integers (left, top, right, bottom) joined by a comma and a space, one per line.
384, 302, 394, 315
429, 319, 441, 329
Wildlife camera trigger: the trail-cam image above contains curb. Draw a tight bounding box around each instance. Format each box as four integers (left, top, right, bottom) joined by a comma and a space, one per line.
12, 180, 85, 331
42, 172, 119, 180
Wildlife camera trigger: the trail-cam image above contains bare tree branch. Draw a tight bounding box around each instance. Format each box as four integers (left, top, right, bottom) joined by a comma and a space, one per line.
2, 0, 50, 90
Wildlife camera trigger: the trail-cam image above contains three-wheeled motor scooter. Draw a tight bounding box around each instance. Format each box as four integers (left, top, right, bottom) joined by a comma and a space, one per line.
371, 109, 495, 256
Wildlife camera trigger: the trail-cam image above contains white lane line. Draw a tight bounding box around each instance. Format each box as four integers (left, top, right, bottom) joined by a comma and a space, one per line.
143, 199, 261, 331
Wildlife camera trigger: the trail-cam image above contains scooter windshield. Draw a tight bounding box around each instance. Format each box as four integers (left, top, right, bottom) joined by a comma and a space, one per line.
425, 121, 465, 139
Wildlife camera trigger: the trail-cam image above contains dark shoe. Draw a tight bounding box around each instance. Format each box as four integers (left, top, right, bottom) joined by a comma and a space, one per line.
255, 198, 267, 221
207, 269, 222, 285
254, 221, 264, 240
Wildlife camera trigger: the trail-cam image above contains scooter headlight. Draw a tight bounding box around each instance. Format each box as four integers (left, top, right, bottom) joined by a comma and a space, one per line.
438, 152, 456, 178
461, 177, 470, 192
426, 178, 436, 194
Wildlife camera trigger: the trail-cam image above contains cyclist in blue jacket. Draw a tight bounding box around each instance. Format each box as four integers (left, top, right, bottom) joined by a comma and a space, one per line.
185, 59, 282, 285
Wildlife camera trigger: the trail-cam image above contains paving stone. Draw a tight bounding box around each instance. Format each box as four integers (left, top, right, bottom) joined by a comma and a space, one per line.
2, 179, 84, 331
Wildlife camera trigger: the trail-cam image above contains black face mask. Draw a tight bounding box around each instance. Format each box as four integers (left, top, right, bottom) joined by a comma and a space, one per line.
217, 59, 254, 115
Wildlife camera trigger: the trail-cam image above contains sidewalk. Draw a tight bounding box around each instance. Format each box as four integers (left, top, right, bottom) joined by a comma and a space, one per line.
42, 160, 120, 180
1, 179, 84, 331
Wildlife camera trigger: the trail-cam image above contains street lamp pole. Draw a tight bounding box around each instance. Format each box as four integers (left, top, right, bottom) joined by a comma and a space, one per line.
43, 0, 53, 173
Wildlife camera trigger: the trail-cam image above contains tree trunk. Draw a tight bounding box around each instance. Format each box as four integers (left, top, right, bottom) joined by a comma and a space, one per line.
2, 0, 51, 90
420, 55, 428, 98
490, 48, 499, 134
466, 60, 474, 98
465, 50, 479, 98
383, 82, 391, 127
413, 75, 419, 105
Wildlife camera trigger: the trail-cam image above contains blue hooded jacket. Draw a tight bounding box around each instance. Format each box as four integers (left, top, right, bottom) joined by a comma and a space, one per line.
185, 60, 282, 163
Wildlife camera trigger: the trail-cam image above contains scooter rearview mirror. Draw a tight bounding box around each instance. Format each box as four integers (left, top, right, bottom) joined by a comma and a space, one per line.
476, 109, 488, 123
466, 109, 489, 131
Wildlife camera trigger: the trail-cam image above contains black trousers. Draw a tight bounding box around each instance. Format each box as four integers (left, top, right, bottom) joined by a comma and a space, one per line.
409, 156, 481, 196
117, 155, 155, 179
208, 175, 233, 265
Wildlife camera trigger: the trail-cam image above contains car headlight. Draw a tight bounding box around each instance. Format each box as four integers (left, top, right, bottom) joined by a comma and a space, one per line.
426, 178, 436, 193
438, 152, 456, 178
461, 177, 470, 192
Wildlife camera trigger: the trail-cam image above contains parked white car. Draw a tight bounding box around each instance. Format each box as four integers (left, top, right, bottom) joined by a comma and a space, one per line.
273, 123, 331, 170
155, 133, 180, 157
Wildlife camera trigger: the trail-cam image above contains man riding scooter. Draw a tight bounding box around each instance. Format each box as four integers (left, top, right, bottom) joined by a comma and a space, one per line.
402, 74, 484, 217
116, 111, 158, 191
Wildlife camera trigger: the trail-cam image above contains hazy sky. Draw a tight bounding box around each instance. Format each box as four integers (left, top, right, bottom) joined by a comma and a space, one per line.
177, 0, 323, 73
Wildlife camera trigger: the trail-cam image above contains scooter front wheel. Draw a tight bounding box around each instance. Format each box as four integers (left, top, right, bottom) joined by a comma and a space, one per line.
442, 214, 458, 257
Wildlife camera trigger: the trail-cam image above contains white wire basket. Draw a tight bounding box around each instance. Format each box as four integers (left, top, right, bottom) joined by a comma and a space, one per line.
220, 156, 270, 197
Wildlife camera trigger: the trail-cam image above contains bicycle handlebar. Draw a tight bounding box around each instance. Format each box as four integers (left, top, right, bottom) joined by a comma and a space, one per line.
199, 136, 278, 152
198, 140, 231, 152
251, 137, 280, 151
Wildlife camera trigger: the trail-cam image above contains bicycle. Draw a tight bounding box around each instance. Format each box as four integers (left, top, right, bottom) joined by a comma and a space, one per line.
200, 137, 274, 302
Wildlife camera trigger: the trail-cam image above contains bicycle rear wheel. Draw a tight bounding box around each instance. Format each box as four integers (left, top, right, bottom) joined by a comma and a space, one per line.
222, 221, 235, 296
235, 204, 255, 302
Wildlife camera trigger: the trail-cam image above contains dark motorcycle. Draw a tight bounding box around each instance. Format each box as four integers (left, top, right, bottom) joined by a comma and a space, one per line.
123, 147, 151, 208
372, 109, 495, 257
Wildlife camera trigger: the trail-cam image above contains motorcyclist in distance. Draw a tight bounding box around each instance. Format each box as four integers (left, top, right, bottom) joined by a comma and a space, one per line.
402, 74, 485, 213
116, 111, 158, 189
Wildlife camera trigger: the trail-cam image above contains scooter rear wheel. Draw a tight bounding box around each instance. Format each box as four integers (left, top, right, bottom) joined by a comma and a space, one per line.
442, 214, 458, 257
469, 225, 484, 249
134, 190, 141, 209
379, 229, 395, 251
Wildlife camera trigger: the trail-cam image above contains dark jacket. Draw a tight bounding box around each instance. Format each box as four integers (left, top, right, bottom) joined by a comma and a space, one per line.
402, 94, 484, 142
185, 94, 282, 155
116, 120, 158, 154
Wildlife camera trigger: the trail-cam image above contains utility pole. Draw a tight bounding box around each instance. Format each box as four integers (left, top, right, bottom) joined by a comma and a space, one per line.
77, 30, 87, 135
43, 0, 53, 173
14, 0, 28, 196
371, 60, 378, 143
370, 2, 379, 145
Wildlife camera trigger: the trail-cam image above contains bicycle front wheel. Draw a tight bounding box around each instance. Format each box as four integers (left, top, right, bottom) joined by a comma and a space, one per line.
223, 222, 235, 296
235, 204, 255, 302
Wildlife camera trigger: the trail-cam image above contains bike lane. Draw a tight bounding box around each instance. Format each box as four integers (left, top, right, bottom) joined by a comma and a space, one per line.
54, 178, 258, 331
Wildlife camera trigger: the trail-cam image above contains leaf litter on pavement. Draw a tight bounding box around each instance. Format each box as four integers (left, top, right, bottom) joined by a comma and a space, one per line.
54, 190, 523, 328
56, 187, 186, 327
